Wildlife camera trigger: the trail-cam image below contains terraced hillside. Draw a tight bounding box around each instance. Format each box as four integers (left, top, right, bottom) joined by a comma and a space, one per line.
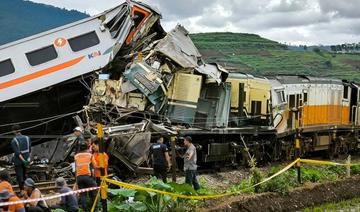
191, 33, 360, 81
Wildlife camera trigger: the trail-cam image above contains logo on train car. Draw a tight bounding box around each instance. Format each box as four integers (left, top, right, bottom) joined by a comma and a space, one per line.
88, 51, 102, 59
54, 38, 67, 47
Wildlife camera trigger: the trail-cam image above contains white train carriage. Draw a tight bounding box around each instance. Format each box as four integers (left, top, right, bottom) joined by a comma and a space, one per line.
0, 0, 160, 102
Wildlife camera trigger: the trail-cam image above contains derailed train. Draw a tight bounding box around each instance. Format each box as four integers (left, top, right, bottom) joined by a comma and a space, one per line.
0, 0, 359, 174
87, 25, 360, 170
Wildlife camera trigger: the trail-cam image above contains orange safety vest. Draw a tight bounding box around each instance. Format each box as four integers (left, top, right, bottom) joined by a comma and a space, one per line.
92, 152, 109, 178
8, 195, 25, 211
74, 152, 93, 177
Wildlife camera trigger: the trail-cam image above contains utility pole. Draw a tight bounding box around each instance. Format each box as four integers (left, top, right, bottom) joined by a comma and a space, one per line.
97, 123, 107, 212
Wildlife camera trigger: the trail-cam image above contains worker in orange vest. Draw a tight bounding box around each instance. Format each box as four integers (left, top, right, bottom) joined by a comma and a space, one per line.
74, 141, 96, 211
91, 139, 109, 185
0, 189, 25, 212
0, 170, 14, 194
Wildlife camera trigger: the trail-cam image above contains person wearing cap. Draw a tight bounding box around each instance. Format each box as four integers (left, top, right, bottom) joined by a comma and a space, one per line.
0, 170, 14, 194
51, 177, 78, 212
91, 139, 109, 185
22, 178, 49, 212
0, 189, 25, 212
11, 124, 31, 192
74, 141, 96, 211
149, 136, 171, 183
183, 136, 200, 190
73, 126, 84, 154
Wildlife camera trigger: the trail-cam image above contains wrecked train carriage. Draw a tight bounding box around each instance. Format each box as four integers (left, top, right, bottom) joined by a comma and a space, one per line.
87, 25, 277, 169
0, 0, 164, 154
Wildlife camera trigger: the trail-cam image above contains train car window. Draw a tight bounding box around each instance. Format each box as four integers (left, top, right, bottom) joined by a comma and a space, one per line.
303, 93, 308, 103
276, 91, 285, 103
26, 45, 58, 66
343, 86, 349, 99
289, 95, 295, 108
296, 94, 300, 106
133, 10, 146, 28
68, 31, 100, 52
251, 101, 262, 115
0, 59, 15, 77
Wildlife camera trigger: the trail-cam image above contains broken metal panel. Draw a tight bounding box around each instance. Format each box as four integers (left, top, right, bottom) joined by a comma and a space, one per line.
121, 80, 138, 93
167, 73, 202, 124
102, 1, 163, 58
127, 92, 147, 111
30, 139, 66, 163
124, 62, 166, 107
104, 120, 148, 135
107, 132, 152, 171
195, 83, 232, 128
103, 4, 129, 38
195, 63, 229, 84
89, 79, 127, 107
154, 24, 202, 68
150, 123, 178, 135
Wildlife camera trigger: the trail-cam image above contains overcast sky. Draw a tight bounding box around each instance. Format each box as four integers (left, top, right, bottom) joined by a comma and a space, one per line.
29, 0, 360, 45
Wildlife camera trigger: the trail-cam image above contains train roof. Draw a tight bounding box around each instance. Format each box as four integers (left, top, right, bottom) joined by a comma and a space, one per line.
228, 72, 268, 81
270, 75, 342, 85
0, 0, 160, 51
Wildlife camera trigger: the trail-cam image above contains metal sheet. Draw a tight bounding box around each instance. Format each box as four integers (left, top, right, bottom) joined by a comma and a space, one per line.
154, 25, 202, 68
195, 63, 229, 84
124, 62, 165, 106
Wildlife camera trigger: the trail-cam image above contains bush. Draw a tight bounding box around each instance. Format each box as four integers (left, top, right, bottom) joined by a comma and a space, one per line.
107, 177, 197, 212
301, 167, 323, 182
351, 165, 360, 175
262, 174, 291, 195
250, 167, 264, 193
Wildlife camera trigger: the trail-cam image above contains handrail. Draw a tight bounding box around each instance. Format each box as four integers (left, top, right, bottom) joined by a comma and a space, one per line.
273, 113, 283, 128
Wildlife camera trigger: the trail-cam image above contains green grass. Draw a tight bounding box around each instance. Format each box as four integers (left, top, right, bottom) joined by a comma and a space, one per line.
303, 197, 360, 211
191, 32, 360, 81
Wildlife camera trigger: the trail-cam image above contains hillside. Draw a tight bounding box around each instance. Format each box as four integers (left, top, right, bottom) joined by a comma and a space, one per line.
0, 0, 88, 45
191, 33, 360, 81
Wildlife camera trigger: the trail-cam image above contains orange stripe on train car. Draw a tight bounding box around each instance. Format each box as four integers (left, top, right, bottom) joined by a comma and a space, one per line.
0, 56, 85, 90
302, 105, 350, 126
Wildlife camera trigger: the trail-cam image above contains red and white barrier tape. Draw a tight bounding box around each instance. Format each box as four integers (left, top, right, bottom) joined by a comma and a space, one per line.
0, 186, 100, 207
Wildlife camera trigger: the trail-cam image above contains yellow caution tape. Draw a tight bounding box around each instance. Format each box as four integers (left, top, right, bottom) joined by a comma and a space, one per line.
89, 157, 359, 207
299, 159, 360, 166
90, 188, 100, 212
102, 159, 299, 200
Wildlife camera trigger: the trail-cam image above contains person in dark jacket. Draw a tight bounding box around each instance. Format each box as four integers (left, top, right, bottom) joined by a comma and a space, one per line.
10, 125, 31, 192
51, 177, 78, 212
149, 136, 171, 183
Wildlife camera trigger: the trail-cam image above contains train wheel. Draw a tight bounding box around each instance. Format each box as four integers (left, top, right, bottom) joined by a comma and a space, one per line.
329, 139, 349, 159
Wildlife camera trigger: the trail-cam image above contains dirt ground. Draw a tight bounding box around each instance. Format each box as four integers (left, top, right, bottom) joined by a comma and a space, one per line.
202, 176, 360, 212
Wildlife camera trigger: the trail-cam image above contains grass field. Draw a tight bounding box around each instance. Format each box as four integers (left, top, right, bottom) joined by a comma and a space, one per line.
191, 32, 360, 81
303, 198, 360, 211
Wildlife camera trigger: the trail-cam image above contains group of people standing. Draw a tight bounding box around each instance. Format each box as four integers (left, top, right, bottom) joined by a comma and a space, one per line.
1, 124, 200, 211
149, 136, 200, 190
68, 126, 109, 211
0, 125, 108, 212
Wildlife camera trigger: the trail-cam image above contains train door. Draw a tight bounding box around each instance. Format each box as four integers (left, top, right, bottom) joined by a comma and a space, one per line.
300, 89, 308, 127
350, 83, 360, 125
342, 84, 351, 124
288, 93, 302, 129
